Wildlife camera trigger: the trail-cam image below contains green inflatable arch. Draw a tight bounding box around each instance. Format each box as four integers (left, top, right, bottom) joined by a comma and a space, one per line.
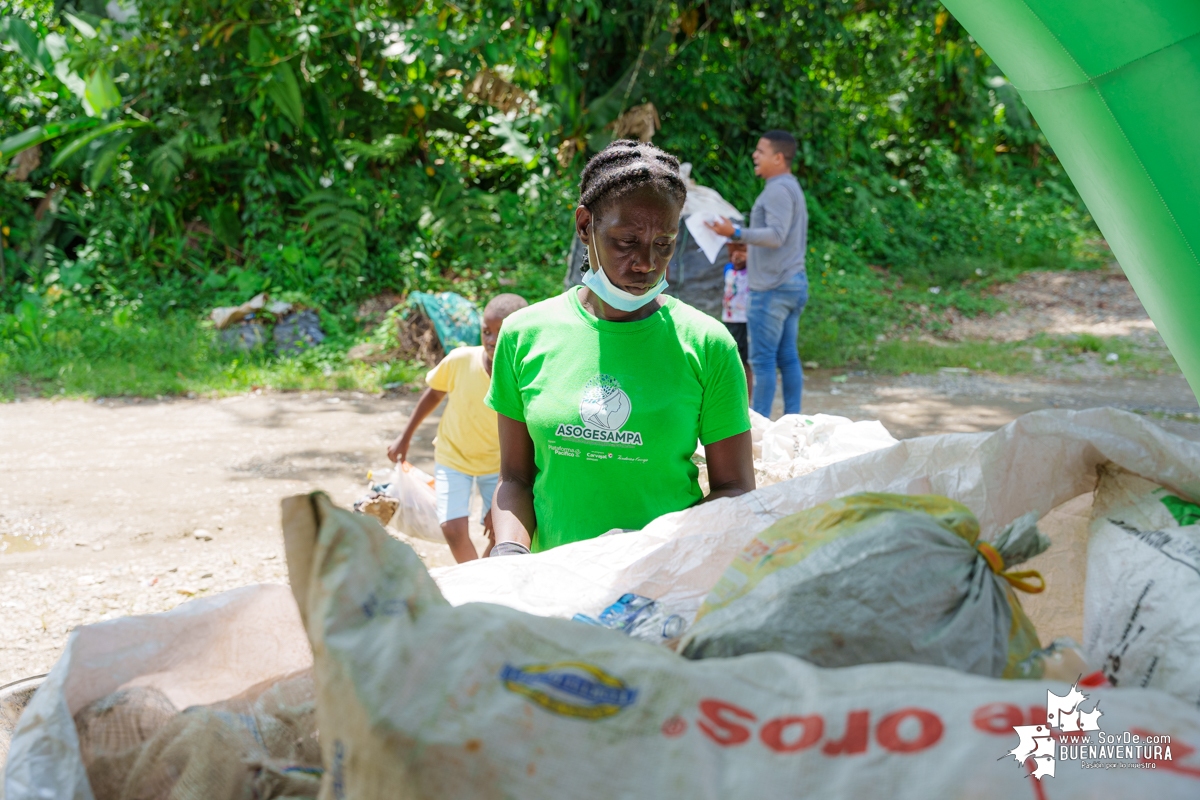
941, 1, 1200, 402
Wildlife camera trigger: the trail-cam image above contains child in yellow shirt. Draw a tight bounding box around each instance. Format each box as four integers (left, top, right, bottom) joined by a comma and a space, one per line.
388, 293, 528, 562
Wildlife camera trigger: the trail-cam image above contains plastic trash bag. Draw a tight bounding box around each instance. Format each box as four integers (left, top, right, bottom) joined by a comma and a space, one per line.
385, 461, 444, 543
405, 291, 480, 352
754, 411, 897, 485
679, 494, 1048, 678
696, 410, 896, 493
218, 321, 268, 351
272, 309, 325, 356
279, 491, 1200, 799
1085, 465, 1200, 705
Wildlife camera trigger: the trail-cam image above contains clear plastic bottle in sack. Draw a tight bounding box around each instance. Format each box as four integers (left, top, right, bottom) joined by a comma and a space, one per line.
573, 593, 688, 646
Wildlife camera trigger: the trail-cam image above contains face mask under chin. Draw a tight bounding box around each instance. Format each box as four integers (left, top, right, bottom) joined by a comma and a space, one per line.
582, 227, 669, 313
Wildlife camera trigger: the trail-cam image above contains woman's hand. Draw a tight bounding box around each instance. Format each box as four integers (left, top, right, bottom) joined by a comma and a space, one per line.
490, 414, 538, 553
700, 430, 756, 503
481, 509, 496, 557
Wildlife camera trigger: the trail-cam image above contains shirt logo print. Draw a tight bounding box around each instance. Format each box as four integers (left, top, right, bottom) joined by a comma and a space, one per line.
580, 374, 632, 431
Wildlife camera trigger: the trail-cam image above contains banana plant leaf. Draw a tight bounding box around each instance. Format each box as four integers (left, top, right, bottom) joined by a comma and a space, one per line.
0, 118, 100, 164
50, 119, 148, 168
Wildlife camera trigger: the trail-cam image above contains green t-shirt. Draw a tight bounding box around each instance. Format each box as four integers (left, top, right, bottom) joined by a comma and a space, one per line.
486, 287, 750, 552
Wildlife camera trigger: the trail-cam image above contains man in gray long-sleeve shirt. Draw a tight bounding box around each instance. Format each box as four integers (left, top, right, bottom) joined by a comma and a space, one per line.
707, 131, 809, 416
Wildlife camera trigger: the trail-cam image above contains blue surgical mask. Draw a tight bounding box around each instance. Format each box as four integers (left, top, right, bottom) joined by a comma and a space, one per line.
582, 227, 669, 313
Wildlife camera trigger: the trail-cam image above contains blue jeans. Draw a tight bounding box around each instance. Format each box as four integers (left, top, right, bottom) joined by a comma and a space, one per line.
748, 271, 808, 417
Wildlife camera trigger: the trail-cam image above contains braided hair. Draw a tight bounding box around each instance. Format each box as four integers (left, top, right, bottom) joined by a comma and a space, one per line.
579, 140, 688, 272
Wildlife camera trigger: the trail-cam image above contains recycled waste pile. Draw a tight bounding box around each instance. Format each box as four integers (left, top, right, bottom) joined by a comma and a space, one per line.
746, 411, 898, 484
348, 291, 482, 367
5, 408, 1200, 798
209, 293, 326, 355
695, 410, 898, 493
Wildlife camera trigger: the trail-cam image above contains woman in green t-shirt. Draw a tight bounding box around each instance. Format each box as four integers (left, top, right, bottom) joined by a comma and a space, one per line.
485, 140, 755, 555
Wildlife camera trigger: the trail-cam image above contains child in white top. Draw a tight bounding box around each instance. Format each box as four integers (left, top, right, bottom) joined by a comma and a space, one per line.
721, 242, 753, 397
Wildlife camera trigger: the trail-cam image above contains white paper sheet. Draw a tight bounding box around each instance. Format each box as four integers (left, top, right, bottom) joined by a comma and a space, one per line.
684, 213, 730, 264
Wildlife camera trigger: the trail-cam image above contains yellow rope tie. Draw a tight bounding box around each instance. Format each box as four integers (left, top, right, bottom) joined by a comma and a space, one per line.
976, 541, 1045, 594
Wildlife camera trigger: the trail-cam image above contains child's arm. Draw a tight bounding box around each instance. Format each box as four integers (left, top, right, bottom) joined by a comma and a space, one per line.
387, 387, 447, 463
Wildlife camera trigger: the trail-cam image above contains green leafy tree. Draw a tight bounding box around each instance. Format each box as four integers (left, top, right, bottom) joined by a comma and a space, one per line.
0, 0, 1093, 323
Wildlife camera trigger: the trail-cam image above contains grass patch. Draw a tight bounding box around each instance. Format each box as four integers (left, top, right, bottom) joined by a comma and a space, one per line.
1, 276, 1181, 399
1023, 332, 1180, 376
794, 241, 1087, 368
864, 340, 1033, 375
0, 308, 424, 399
856, 334, 1182, 378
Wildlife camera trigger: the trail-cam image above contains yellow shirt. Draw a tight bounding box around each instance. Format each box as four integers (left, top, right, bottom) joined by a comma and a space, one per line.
426, 346, 499, 475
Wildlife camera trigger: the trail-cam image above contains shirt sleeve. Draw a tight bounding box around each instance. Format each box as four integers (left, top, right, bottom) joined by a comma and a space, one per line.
738, 181, 794, 249
698, 328, 752, 446
425, 349, 460, 392
485, 327, 526, 422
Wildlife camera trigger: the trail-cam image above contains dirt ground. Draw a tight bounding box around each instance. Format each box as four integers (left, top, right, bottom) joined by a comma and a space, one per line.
946, 263, 1158, 342
2, 268, 1199, 687
0, 391, 462, 688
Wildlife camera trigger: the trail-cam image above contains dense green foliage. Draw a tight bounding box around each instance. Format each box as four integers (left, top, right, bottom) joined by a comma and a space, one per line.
0, 0, 1103, 395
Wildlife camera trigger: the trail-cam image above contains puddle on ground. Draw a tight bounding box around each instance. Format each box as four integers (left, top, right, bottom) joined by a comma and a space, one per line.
0, 535, 46, 554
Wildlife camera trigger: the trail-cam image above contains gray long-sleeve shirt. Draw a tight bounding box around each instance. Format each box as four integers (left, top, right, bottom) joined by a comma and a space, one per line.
740, 173, 808, 291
